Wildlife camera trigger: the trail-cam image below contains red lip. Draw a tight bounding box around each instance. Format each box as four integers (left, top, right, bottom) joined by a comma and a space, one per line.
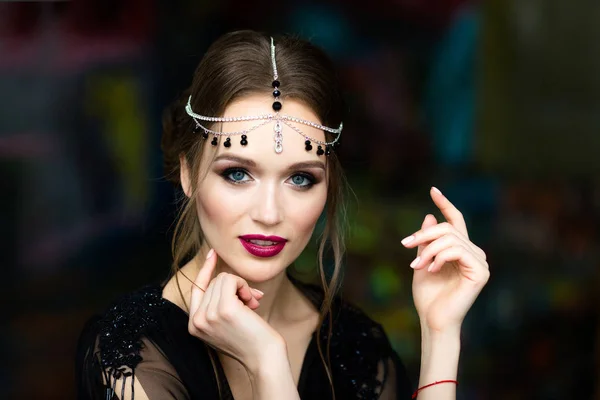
239, 234, 286, 242
239, 235, 287, 258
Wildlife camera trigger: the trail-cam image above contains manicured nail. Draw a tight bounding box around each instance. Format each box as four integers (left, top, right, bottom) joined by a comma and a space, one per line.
432, 186, 442, 195
410, 257, 421, 268
206, 249, 214, 259
427, 262, 435, 272
401, 235, 415, 245
253, 288, 264, 296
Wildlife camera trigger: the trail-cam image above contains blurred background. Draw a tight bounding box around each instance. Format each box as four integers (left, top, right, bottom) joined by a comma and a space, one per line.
2, 0, 599, 399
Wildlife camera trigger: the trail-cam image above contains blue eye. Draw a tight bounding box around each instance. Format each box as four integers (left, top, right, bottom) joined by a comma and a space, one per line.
230, 171, 246, 181
223, 168, 250, 183
290, 173, 314, 188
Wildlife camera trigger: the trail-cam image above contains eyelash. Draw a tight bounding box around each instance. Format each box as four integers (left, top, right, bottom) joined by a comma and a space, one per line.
220, 167, 317, 189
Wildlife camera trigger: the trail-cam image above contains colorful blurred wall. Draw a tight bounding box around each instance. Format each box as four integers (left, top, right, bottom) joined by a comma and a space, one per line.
1, 0, 598, 399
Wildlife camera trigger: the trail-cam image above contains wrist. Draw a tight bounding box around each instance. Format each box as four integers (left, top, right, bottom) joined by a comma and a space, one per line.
421, 323, 461, 346
246, 338, 299, 400
420, 317, 462, 337
246, 335, 289, 377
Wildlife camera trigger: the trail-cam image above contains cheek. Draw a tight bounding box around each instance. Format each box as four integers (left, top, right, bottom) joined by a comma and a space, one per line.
197, 190, 225, 220
195, 181, 240, 237
286, 189, 327, 236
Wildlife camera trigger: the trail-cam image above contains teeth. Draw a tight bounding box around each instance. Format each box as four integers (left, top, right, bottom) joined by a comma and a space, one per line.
248, 239, 278, 246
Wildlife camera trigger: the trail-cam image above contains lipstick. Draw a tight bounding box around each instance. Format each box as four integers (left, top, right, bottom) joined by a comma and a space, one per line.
239, 234, 287, 258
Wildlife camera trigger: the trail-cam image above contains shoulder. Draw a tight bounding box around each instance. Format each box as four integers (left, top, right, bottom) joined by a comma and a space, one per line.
77, 285, 169, 374
77, 285, 215, 399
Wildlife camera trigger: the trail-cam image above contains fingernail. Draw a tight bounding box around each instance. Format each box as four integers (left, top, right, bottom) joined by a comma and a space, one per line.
401, 235, 415, 245
253, 288, 264, 296
427, 262, 435, 272
206, 249, 214, 259
432, 186, 442, 195
410, 257, 421, 268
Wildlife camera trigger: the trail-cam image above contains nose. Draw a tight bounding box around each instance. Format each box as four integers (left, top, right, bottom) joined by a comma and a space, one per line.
249, 181, 283, 227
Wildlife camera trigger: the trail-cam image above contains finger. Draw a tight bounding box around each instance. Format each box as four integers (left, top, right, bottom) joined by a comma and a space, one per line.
190, 249, 217, 315
206, 273, 225, 322
427, 246, 487, 282
403, 220, 470, 247
411, 233, 463, 270
251, 288, 264, 300
238, 281, 261, 310
224, 275, 260, 310
404, 222, 458, 249
404, 223, 487, 263
198, 275, 217, 317
430, 186, 469, 238
428, 246, 468, 273
406, 223, 487, 263
190, 275, 217, 334
416, 214, 438, 257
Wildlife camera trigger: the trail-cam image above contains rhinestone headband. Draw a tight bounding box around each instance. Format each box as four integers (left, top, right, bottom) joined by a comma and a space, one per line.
185, 37, 343, 156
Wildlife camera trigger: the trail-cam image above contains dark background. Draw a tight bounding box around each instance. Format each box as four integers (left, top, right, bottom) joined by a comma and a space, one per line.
1, 0, 599, 399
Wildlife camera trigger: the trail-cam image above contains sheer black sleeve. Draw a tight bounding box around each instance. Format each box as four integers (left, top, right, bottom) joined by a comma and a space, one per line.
77, 325, 189, 399
368, 323, 413, 400
75, 287, 191, 400
378, 346, 413, 400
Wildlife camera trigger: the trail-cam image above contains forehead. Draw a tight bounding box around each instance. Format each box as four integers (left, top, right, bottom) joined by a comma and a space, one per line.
204, 95, 327, 168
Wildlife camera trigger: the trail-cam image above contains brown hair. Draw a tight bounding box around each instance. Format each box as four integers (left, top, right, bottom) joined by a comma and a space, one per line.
161, 30, 347, 398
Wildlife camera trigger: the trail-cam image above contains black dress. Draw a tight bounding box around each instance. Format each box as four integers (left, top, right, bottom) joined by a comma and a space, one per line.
76, 279, 413, 399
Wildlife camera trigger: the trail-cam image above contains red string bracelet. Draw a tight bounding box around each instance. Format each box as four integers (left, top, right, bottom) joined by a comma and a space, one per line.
411, 380, 458, 399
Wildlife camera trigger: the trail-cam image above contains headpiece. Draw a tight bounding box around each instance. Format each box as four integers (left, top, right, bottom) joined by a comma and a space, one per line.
185, 37, 343, 155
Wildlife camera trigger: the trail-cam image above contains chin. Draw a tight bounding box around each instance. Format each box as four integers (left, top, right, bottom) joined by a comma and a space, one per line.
221, 255, 291, 284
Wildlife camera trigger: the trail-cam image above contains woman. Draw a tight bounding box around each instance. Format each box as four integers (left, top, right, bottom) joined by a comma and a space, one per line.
76, 30, 489, 400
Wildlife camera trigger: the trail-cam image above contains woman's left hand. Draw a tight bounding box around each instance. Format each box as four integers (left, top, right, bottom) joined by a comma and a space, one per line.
402, 187, 490, 333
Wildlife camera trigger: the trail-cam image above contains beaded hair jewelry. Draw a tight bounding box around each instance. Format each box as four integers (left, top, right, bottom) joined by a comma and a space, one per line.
185, 37, 343, 156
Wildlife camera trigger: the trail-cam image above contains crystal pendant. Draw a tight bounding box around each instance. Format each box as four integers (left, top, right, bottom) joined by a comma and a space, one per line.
274, 121, 283, 153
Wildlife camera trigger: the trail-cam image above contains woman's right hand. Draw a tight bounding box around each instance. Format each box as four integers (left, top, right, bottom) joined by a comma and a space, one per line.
188, 249, 287, 373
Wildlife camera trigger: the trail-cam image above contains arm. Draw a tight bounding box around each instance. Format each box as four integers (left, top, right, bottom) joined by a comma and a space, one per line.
77, 335, 190, 400
402, 187, 490, 399
105, 375, 151, 400
417, 328, 460, 400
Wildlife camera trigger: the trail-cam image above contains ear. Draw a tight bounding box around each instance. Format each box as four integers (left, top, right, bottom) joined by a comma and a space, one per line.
179, 154, 192, 198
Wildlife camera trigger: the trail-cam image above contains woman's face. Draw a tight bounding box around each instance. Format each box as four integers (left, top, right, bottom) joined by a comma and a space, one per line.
182, 95, 328, 283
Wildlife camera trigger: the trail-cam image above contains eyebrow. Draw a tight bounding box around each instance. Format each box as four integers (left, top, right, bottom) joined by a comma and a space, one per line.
213, 154, 326, 171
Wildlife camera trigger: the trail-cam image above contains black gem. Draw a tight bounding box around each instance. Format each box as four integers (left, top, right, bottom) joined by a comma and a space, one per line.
224, 138, 231, 148
211, 137, 218, 146
273, 89, 281, 97
201, 131, 209, 139
316, 146, 324, 156
272, 80, 280, 88
325, 145, 331, 156
272, 101, 282, 111
241, 134, 247, 139
240, 139, 248, 146
305, 144, 313, 151
193, 125, 201, 133
305, 140, 311, 146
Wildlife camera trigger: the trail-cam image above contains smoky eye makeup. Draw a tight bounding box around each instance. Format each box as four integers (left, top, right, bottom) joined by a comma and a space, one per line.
213, 160, 324, 188
218, 166, 252, 184
288, 172, 317, 189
